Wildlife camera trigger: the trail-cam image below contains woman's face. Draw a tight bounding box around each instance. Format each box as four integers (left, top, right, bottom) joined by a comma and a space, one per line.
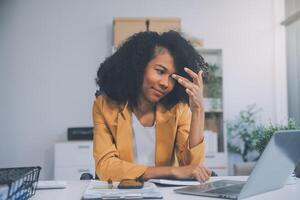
140, 49, 176, 104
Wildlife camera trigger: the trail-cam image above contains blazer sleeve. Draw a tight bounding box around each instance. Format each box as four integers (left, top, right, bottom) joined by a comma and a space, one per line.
92, 99, 147, 181
175, 104, 205, 165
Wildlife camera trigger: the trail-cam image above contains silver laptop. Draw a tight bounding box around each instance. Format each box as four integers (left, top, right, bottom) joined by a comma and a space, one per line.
174, 130, 300, 199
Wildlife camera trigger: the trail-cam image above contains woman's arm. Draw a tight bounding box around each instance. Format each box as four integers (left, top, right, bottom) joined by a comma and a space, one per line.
189, 109, 205, 148
141, 164, 211, 182
168, 68, 211, 181
172, 68, 205, 148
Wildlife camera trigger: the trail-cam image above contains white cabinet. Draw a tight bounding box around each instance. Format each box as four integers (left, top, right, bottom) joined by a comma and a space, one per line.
204, 153, 228, 176
54, 142, 94, 180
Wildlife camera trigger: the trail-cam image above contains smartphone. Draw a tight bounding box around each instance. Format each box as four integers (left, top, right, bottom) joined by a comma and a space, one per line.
117, 179, 144, 189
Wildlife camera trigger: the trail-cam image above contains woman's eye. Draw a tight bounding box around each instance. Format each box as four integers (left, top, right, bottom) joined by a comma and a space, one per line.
156, 69, 164, 74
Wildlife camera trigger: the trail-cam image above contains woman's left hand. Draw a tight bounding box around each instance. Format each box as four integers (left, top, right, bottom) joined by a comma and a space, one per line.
172, 67, 204, 113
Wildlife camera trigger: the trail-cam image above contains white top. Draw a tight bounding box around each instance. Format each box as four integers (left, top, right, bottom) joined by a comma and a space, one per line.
31, 177, 300, 200
131, 114, 156, 166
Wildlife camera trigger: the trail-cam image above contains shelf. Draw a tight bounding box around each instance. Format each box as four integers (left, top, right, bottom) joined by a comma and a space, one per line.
197, 48, 225, 156
197, 48, 222, 76
204, 98, 222, 112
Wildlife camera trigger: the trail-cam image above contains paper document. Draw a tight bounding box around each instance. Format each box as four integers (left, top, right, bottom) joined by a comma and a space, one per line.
37, 181, 67, 189
0, 184, 9, 200
149, 178, 200, 186
82, 180, 162, 199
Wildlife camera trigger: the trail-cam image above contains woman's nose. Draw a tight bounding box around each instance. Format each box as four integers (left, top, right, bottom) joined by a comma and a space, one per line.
159, 75, 174, 90
159, 76, 169, 89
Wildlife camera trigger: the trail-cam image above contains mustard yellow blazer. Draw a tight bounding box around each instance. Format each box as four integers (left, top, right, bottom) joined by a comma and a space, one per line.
93, 95, 205, 181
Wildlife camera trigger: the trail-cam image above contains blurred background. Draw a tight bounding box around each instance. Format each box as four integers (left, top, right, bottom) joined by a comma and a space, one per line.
0, 0, 299, 180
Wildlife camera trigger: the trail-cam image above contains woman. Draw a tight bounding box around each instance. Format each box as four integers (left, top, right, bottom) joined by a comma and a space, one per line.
93, 31, 211, 182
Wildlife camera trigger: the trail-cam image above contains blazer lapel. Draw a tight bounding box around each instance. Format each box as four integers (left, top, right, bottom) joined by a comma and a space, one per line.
155, 104, 176, 166
116, 102, 134, 162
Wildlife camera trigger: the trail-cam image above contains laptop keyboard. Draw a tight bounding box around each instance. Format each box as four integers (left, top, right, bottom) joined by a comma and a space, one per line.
207, 183, 245, 195
182, 180, 243, 192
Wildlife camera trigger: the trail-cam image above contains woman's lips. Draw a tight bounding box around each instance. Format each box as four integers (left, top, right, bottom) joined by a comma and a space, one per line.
152, 88, 165, 97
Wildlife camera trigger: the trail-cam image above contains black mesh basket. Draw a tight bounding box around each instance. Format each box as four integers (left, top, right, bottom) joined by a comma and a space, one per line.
0, 166, 41, 200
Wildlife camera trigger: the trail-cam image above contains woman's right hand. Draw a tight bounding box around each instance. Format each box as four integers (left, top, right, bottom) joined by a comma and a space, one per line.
172, 164, 211, 182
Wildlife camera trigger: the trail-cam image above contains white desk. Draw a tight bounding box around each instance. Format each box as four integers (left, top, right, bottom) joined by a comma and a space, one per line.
32, 176, 300, 200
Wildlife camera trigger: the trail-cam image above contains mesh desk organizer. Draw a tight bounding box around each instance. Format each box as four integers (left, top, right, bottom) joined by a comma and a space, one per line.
0, 166, 41, 200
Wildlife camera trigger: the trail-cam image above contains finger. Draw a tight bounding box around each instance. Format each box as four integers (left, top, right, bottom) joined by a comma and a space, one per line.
172, 75, 201, 98
200, 166, 211, 178
193, 166, 206, 182
200, 166, 209, 176
198, 71, 204, 86
172, 74, 197, 91
205, 167, 212, 178
194, 175, 202, 182
197, 165, 210, 180
199, 169, 209, 182
197, 168, 207, 181
186, 88, 202, 103
184, 67, 201, 85
185, 88, 194, 97
192, 170, 203, 183
198, 70, 204, 80
172, 74, 201, 94
172, 74, 190, 83
186, 89, 201, 105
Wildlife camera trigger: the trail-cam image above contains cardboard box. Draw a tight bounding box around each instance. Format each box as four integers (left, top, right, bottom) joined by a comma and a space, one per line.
113, 18, 146, 48
149, 18, 181, 33
113, 17, 181, 48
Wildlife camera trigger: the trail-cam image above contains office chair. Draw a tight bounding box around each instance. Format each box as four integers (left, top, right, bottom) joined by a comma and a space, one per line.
295, 162, 300, 178
80, 173, 99, 180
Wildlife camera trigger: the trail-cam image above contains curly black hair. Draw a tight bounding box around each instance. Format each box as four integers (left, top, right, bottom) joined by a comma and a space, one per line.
96, 30, 208, 109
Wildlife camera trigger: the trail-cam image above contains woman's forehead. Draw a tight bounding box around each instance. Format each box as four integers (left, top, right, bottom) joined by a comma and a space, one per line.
153, 46, 168, 56
151, 52, 176, 72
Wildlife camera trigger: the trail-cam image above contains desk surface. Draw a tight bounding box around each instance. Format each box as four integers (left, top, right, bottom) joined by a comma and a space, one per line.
32, 176, 300, 200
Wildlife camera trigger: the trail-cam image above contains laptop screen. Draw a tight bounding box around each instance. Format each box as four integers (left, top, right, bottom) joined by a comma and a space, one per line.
239, 130, 300, 199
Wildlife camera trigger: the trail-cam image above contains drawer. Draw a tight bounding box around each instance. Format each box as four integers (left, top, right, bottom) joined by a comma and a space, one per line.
204, 153, 227, 167
55, 142, 94, 167
55, 165, 95, 180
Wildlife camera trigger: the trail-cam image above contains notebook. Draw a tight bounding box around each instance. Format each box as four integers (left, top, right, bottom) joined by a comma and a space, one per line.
82, 180, 162, 199
149, 177, 200, 186
175, 130, 300, 199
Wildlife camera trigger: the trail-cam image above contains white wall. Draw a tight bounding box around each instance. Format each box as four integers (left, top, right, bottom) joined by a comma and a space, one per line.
285, 0, 300, 125
0, 0, 286, 179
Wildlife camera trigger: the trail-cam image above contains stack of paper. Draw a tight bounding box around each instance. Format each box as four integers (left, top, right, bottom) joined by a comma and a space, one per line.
0, 184, 9, 200
82, 180, 162, 199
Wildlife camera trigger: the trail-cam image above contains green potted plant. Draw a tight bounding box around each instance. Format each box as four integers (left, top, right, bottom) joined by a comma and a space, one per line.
227, 105, 260, 162
253, 119, 300, 177
204, 64, 222, 111
205, 64, 221, 98
227, 105, 261, 175
254, 119, 299, 154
